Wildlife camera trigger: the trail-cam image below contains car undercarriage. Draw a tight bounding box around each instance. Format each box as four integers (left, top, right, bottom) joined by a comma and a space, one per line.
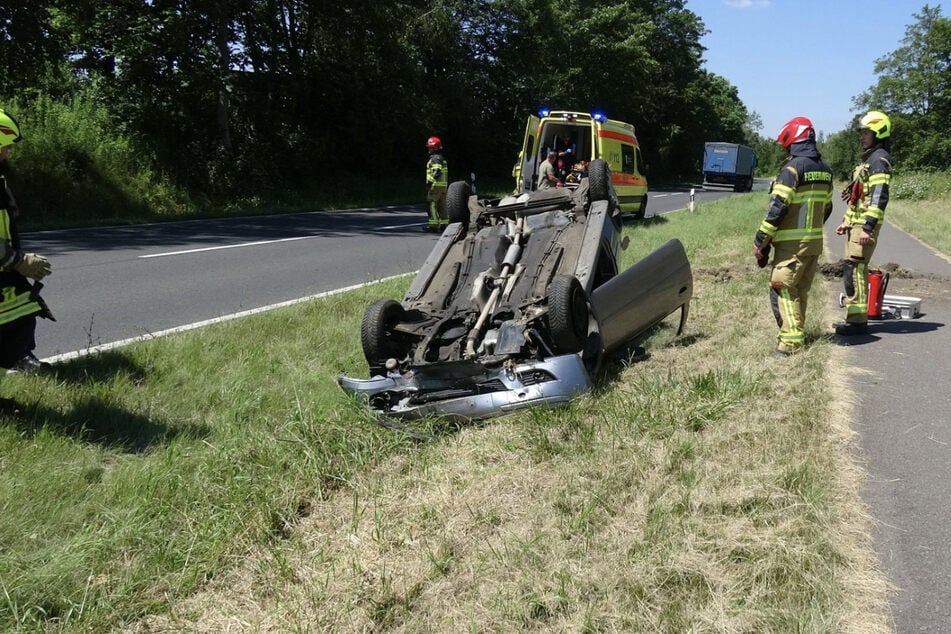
339, 159, 692, 421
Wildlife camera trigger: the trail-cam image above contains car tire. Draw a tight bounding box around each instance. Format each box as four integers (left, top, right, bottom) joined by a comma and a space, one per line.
446, 181, 470, 231
361, 299, 406, 373
548, 274, 589, 354
588, 159, 610, 202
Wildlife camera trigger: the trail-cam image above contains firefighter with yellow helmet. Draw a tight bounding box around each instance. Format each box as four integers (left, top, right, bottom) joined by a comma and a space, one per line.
0, 108, 53, 407
753, 116, 833, 356
424, 136, 448, 231
834, 110, 892, 336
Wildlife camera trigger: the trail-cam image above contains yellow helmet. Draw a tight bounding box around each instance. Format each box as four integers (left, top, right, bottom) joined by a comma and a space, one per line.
0, 109, 22, 148
860, 110, 891, 139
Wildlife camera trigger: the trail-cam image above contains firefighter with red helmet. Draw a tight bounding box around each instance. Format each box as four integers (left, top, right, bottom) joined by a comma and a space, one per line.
0, 108, 53, 409
834, 110, 892, 336
425, 136, 448, 231
753, 116, 833, 356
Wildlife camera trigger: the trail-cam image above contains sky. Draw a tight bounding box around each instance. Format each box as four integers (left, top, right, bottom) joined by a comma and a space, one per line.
688, 0, 930, 139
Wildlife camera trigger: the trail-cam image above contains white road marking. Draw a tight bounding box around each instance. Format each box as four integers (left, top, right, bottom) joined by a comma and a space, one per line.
380, 223, 426, 230
140, 235, 315, 258
41, 273, 411, 364
140, 223, 427, 258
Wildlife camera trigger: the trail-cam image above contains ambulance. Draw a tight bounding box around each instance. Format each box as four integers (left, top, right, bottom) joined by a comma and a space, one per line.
515, 109, 649, 217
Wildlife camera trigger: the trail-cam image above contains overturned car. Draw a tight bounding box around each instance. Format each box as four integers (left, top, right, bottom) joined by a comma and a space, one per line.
339, 159, 692, 420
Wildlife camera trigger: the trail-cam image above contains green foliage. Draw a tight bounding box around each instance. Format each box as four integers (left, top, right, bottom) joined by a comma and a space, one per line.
3, 0, 753, 218
854, 5, 951, 169
750, 133, 785, 177
886, 171, 951, 256
890, 169, 951, 200
819, 127, 862, 180
6, 90, 191, 226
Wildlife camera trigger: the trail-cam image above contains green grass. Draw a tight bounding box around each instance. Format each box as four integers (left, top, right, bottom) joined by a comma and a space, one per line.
887, 170, 951, 257
1, 194, 891, 632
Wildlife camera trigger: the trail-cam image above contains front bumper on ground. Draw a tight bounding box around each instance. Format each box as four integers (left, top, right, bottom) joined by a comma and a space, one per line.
338, 353, 592, 421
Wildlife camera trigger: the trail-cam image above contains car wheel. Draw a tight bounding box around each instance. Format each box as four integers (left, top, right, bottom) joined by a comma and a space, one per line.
548, 275, 589, 354
361, 299, 406, 373
588, 159, 611, 202
446, 181, 470, 231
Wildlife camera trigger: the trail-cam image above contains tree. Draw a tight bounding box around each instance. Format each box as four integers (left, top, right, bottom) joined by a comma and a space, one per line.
855, 4, 951, 169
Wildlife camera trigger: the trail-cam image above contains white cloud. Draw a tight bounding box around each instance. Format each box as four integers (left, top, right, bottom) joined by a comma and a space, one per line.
723, 0, 770, 8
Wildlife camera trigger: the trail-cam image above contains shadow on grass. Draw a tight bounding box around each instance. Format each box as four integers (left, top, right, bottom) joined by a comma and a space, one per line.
591, 329, 706, 396
622, 212, 670, 227
49, 350, 149, 386
2, 396, 209, 453
3, 351, 210, 452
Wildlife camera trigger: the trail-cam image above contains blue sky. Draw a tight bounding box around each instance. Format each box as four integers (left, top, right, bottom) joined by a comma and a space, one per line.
688, 0, 930, 139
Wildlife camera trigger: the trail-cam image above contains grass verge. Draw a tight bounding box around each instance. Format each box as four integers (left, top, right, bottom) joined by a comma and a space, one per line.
886, 170, 951, 258
1, 195, 890, 632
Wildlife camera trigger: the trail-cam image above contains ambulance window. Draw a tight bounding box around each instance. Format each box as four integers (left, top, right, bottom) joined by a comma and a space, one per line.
622, 145, 636, 174
524, 134, 535, 159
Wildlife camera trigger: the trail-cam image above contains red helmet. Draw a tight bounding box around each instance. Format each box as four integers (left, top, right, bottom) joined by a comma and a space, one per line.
776, 116, 814, 149
426, 136, 442, 151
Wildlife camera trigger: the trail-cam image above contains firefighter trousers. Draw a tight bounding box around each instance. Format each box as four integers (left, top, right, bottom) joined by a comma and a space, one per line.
842, 223, 881, 325
427, 186, 447, 224
769, 253, 818, 353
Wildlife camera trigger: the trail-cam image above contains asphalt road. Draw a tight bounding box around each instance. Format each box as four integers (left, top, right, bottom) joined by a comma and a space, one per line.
24, 185, 749, 360
825, 206, 951, 633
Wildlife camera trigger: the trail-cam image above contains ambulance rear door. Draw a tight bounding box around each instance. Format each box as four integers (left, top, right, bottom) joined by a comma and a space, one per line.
590, 118, 601, 162
519, 114, 541, 192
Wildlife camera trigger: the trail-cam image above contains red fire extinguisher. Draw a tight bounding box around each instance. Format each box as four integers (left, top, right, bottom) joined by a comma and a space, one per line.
867, 269, 889, 319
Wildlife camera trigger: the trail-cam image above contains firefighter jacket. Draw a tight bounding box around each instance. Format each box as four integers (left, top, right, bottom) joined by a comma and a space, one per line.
0, 176, 42, 326
426, 152, 448, 190
755, 140, 833, 258
843, 145, 891, 233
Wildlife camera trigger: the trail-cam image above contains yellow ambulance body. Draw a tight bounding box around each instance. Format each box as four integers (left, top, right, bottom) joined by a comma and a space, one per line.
515, 110, 649, 217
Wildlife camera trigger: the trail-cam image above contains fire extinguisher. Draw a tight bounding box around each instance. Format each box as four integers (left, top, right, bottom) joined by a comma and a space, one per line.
867, 269, 889, 319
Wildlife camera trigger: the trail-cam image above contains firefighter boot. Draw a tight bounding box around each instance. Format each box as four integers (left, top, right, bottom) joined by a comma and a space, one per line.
834, 322, 868, 336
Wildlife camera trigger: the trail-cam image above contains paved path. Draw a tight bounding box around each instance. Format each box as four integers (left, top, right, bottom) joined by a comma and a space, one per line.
826, 212, 951, 633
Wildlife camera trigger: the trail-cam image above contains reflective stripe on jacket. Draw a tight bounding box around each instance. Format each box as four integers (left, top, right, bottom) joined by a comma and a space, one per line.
426, 153, 448, 188
844, 146, 891, 231
0, 194, 41, 326
756, 146, 833, 257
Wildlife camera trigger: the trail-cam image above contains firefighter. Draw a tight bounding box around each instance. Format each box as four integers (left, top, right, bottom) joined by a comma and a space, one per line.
425, 136, 448, 231
753, 116, 833, 357
834, 110, 892, 336
0, 108, 53, 409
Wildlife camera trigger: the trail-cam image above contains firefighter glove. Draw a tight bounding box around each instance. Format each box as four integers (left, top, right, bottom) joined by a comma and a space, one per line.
12, 252, 51, 280
754, 243, 771, 268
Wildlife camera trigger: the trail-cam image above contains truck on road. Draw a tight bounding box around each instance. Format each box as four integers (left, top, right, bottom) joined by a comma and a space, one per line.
702, 142, 756, 192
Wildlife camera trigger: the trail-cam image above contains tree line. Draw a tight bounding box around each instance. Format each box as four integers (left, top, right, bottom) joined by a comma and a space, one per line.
1, 0, 751, 221
1, 2, 948, 223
